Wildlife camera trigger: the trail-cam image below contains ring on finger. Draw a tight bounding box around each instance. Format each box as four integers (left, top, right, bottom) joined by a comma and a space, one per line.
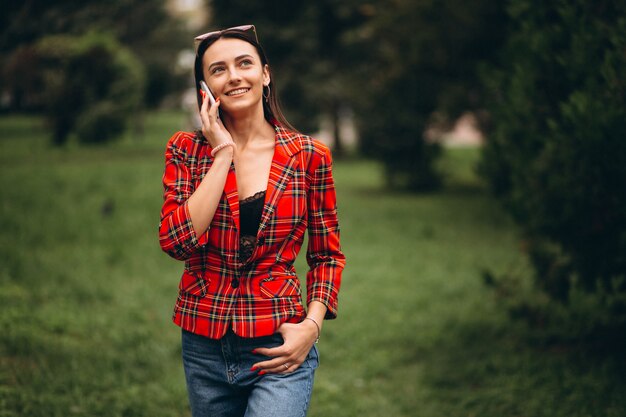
283, 363, 290, 370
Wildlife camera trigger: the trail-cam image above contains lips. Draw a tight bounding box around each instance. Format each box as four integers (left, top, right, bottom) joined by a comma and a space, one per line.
226, 88, 250, 96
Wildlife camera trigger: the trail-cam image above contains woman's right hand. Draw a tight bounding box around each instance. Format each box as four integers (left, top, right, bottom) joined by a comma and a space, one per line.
184, 90, 237, 237
199, 90, 234, 150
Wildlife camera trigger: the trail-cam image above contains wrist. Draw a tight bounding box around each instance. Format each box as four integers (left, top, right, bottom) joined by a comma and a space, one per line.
304, 317, 321, 343
213, 146, 234, 160
211, 141, 235, 158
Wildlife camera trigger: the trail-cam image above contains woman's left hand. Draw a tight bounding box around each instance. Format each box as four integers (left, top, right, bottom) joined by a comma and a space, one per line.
251, 320, 318, 374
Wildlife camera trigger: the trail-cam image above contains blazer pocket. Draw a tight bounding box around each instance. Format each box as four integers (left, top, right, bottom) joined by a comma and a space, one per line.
179, 271, 209, 297
259, 276, 301, 299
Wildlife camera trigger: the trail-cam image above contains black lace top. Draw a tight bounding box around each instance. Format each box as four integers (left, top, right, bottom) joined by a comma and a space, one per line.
239, 190, 266, 262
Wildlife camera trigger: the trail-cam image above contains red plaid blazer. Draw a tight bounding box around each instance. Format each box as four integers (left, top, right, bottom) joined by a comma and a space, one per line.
159, 124, 345, 339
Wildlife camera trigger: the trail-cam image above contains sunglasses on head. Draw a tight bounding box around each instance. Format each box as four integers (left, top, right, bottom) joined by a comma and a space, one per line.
194, 24, 258, 50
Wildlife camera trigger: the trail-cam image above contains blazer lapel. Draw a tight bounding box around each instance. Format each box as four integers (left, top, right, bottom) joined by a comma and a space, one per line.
258, 126, 302, 234
223, 164, 240, 231
220, 125, 301, 236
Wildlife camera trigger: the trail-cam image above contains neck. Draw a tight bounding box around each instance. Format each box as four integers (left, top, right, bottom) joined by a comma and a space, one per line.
222, 104, 273, 149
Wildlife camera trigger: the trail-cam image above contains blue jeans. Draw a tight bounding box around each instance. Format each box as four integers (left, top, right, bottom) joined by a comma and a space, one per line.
181, 329, 319, 417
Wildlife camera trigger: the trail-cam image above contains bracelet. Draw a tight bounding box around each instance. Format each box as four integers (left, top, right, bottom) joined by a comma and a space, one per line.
210, 142, 235, 157
304, 317, 321, 344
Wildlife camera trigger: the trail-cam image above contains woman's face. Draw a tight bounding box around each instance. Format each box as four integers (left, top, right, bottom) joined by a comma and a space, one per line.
202, 38, 270, 116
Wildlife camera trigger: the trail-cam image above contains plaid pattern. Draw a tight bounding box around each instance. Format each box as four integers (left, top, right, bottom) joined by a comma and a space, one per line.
159, 125, 345, 339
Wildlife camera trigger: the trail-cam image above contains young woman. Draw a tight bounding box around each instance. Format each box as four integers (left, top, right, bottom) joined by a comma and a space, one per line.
158, 25, 345, 416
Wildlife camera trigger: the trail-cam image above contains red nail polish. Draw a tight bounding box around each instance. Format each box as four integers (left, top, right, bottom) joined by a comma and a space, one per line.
250, 366, 257, 371
258, 371, 266, 375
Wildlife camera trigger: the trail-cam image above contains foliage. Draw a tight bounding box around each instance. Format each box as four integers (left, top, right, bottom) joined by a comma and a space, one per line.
343, 0, 506, 190
210, 0, 390, 148
208, 0, 505, 188
2, 44, 43, 111
479, 0, 626, 329
2, 113, 626, 416
36, 32, 145, 145
0, 0, 189, 109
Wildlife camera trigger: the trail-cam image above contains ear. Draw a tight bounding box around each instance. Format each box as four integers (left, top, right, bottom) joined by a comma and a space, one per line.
263, 64, 271, 86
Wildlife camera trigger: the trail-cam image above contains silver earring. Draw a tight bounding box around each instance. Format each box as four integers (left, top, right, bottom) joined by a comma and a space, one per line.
263, 85, 271, 101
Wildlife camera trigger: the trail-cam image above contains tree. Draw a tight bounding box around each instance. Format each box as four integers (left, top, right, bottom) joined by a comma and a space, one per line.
37, 32, 145, 145
209, 0, 370, 153
0, 0, 189, 110
479, 0, 626, 330
347, 0, 506, 190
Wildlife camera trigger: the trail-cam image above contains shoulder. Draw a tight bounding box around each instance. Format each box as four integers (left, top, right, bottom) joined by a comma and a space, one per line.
276, 125, 331, 162
300, 134, 330, 158
298, 135, 333, 172
165, 131, 206, 160
166, 130, 204, 149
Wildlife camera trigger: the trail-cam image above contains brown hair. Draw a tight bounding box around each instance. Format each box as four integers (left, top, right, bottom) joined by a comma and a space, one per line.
193, 28, 296, 132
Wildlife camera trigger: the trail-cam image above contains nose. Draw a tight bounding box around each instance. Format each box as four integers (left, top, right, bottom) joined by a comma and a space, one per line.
227, 66, 242, 84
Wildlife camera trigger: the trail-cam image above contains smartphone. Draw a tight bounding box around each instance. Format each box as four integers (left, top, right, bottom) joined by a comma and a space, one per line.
199, 81, 219, 119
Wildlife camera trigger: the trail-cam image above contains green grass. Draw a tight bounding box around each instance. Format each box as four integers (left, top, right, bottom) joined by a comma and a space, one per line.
1, 113, 625, 416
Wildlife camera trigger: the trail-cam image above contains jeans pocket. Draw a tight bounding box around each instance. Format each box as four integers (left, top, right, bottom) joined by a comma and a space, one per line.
303, 344, 319, 370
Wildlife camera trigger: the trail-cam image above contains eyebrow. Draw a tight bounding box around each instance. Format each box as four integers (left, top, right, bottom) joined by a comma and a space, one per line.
208, 54, 256, 71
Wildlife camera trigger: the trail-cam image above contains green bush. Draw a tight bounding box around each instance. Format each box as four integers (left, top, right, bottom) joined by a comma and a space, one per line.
1, 1, 188, 111
348, 0, 506, 190
36, 32, 145, 145
479, 0, 626, 329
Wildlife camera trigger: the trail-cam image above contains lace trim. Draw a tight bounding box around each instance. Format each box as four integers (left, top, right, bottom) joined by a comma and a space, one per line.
238, 190, 266, 262
240, 190, 266, 204
240, 235, 257, 262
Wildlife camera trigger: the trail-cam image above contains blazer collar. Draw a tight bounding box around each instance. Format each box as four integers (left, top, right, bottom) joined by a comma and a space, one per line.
223, 123, 303, 233
273, 124, 302, 158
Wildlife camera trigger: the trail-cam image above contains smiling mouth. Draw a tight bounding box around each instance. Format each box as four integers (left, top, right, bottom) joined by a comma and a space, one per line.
226, 88, 250, 96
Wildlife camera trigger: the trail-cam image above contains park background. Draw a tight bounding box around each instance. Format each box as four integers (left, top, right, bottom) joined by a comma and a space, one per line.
1, 1, 625, 416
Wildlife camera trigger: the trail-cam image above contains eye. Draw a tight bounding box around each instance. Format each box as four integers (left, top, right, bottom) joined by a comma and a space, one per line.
240, 59, 254, 67
210, 66, 225, 74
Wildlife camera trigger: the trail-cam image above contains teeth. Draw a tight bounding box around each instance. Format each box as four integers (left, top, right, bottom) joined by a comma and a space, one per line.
227, 88, 249, 96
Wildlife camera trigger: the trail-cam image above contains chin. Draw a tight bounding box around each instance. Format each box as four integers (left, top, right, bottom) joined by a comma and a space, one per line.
224, 98, 263, 114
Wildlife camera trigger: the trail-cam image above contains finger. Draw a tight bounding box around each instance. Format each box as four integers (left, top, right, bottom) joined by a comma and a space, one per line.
260, 361, 300, 375
208, 97, 221, 121
200, 91, 210, 126
251, 356, 289, 371
252, 345, 286, 358
200, 89, 208, 109
278, 362, 299, 374
281, 362, 300, 374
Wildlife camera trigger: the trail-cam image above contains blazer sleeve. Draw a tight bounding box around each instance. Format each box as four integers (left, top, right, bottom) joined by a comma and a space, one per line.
306, 144, 346, 319
159, 132, 208, 260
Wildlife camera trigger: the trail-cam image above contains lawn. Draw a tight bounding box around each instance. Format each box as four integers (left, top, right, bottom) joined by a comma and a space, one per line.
1, 113, 624, 417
